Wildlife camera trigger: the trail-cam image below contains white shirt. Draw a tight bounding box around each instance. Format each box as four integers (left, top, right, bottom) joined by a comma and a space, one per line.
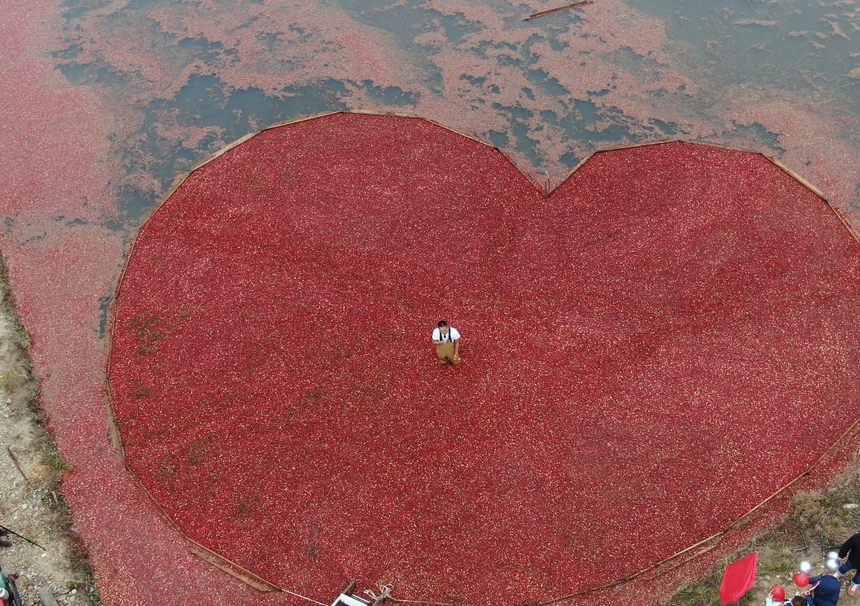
432, 326, 460, 342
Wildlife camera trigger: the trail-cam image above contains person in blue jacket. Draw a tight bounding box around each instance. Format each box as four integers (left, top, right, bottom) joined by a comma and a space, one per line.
805, 573, 840, 606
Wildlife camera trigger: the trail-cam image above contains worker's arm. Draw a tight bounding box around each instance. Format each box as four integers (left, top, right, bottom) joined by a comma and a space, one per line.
453, 337, 460, 356
839, 533, 860, 559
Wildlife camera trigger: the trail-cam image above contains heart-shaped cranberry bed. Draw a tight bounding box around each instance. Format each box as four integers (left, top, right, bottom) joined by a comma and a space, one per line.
110, 113, 860, 605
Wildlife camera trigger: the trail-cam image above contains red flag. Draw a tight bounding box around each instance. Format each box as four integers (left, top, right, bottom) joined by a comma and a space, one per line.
719, 552, 758, 604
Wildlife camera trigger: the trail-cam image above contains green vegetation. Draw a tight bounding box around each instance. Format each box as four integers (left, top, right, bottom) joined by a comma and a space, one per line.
48, 448, 74, 472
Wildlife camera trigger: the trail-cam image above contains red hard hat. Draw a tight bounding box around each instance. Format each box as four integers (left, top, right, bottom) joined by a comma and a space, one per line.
793, 572, 810, 587
770, 585, 786, 601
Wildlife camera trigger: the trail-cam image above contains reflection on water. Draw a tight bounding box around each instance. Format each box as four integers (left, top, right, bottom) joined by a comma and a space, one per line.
55, 0, 859, 224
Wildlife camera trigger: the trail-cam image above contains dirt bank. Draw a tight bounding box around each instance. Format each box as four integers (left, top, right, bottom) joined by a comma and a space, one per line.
0, 257, 102, 606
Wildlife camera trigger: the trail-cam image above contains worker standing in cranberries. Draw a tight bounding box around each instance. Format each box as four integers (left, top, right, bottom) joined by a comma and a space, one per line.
432, 320, 461, 365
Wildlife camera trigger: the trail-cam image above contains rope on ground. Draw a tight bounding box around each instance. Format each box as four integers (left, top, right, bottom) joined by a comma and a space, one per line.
389, 597, 480, 606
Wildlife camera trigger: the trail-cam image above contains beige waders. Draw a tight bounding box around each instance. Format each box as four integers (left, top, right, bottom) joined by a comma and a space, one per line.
436, 341, 461, 365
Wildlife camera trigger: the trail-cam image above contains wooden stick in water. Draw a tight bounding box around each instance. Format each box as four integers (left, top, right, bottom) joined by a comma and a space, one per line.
524, 0, 592, 21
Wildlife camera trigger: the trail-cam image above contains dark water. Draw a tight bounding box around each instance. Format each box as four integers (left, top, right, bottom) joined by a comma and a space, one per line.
632, 0, 859, 98
56, 0, 859, 223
